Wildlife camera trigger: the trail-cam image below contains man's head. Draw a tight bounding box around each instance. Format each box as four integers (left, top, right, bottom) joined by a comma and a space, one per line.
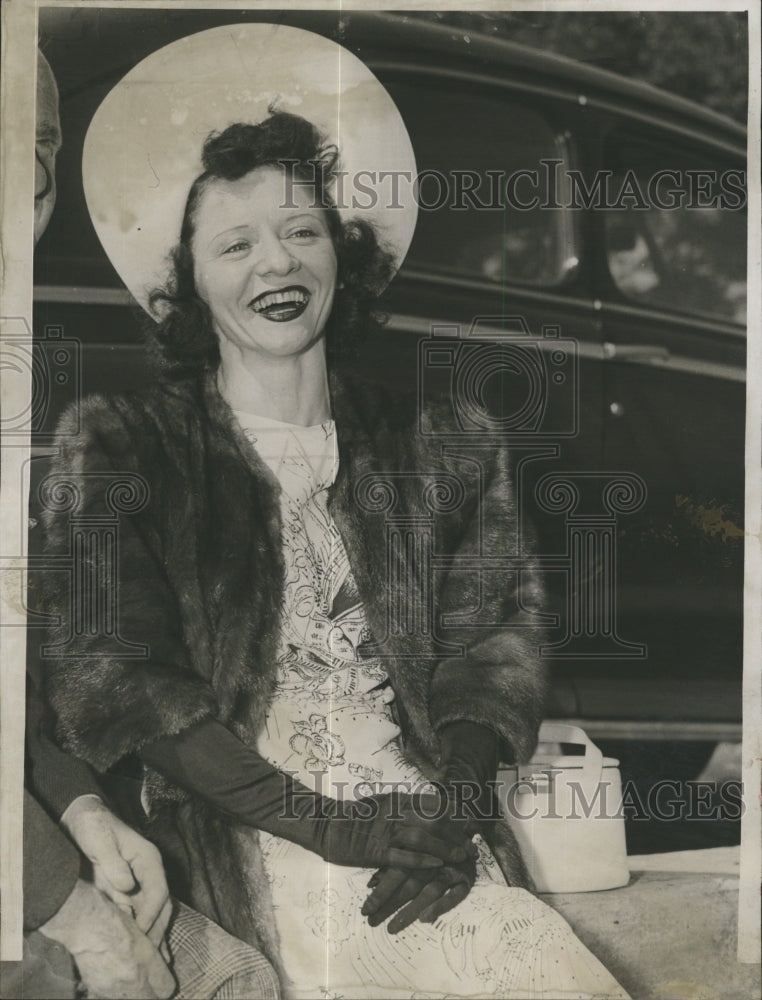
35, 50, 62, 245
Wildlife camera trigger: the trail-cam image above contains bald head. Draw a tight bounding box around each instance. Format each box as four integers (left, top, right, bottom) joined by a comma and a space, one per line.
35, 50, 62, 244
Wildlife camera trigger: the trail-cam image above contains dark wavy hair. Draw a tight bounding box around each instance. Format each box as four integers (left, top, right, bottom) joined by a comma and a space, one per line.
145, 111, 396, 375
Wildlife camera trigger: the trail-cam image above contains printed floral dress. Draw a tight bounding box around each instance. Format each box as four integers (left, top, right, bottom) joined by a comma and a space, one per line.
233, 408, 629, 1000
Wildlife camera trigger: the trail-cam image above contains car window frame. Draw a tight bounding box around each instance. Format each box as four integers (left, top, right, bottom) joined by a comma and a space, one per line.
370, 63, 586, 300
597, 127, 747, 329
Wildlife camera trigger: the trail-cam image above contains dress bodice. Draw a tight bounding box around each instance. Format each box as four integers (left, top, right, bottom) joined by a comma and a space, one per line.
232, 408, 412, 798
228, 410, 629, 1000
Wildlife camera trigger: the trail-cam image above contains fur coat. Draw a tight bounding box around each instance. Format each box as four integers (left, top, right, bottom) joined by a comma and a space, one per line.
41, 369, 547, 974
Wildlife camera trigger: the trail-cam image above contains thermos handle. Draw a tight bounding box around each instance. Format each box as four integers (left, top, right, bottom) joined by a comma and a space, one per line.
534, 722, 605, 797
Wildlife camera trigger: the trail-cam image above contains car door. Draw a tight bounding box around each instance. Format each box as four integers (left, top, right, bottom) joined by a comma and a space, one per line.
351, 70, 609, 715
588, 125, 747, 726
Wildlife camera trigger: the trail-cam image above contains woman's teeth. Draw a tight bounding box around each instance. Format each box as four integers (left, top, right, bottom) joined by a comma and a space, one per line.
250, 289, 310, 322
251, 289, 308, 311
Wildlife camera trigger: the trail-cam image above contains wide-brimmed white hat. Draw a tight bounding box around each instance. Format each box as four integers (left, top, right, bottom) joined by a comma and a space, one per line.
82, 23, 418, 315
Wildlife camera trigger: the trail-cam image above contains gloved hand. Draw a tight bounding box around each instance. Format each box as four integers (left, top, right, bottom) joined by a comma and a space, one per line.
362, 840, 478, 933
301, 789, 470, 869
142, 718, 467, 871
358, 720, 503, 930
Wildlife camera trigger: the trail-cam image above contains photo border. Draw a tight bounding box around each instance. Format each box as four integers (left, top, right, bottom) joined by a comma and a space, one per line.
2, 0, 759, 976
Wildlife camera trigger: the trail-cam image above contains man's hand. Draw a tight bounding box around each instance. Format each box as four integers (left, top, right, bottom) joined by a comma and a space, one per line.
61, 796, 172, 955
39, 878, 176, 999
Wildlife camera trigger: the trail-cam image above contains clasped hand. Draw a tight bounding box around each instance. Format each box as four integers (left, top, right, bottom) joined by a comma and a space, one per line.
48, 795, 175, 998
39, 879, 175, 1000
361, 783, 487, 933
61, 795, 173, 955
319, 789, 471, 870
360, 720, 502, 933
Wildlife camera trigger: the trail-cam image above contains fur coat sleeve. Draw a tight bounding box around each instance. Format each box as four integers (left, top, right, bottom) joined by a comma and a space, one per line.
40, 390, 220, 771
327, 377, 548, 771
426, 438, 547, 765
40, 372, 546, 929
41, 373, 547, 785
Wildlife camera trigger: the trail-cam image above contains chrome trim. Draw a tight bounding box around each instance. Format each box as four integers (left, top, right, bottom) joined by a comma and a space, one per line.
374, 60, 598, 107
605, 351, 745, 384
603, 342, 671, 364
32, 288, 745, 381
603, 339, 745, 384
558, 255, 581, 282
599, 298, 746, 339
386, 312, 608, 362
34, 285, 132, 306
574, 94, 747, 157
400, 267, 746, 342
551, 129, 580, 288
397, 267, 596, 312
35, 276, 597, 314
387, 313, 744, 382
551, 719, 741, 742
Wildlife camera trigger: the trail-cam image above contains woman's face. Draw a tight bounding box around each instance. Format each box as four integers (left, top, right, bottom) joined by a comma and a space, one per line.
191, 166, 338, 362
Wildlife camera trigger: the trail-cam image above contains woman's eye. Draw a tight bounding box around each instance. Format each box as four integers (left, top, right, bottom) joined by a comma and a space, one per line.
289, 228, 317, 240
222, 240, 249, 255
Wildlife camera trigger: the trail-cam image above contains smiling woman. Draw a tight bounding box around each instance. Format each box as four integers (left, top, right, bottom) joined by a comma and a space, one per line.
145, 115, 394, 403
155, 120, 341, 424
39, 22, 630, 1000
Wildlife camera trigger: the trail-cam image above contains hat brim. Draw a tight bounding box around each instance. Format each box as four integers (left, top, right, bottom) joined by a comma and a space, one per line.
82, 23, 418, 315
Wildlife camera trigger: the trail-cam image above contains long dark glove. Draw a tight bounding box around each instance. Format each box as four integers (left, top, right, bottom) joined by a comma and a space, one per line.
142, 717, 467, 870
363, 720, 502, 929
437, 719, 502, 843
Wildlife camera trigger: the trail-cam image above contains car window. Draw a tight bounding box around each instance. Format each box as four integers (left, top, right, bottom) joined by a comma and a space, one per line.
386, 81, 576, 288
603, 134, 747, 325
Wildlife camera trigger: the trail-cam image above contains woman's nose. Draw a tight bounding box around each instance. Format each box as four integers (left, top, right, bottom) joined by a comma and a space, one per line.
254, 233, 298, 277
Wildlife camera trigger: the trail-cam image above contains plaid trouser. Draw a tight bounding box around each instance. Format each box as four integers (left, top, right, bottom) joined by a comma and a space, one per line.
1, 901, 279, 1000
170, 902, 279, 1000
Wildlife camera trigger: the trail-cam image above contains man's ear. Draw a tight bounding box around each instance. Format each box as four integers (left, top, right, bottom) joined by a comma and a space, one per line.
34, 185, 57, 246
